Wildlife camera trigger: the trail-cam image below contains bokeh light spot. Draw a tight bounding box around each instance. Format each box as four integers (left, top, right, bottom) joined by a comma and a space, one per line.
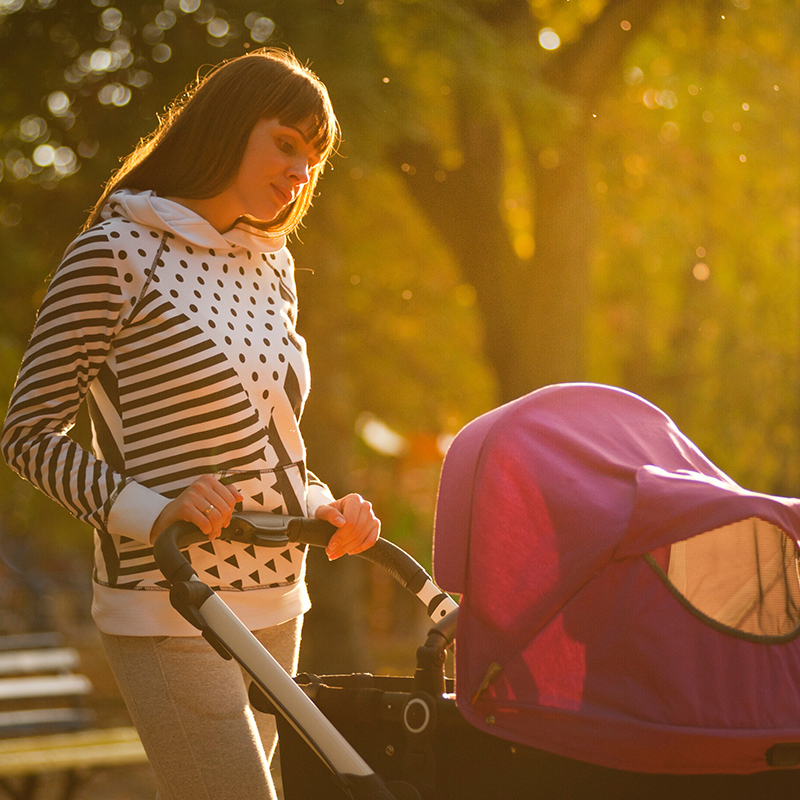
152, 44, 172, 63
207, 18, 229, 38
539, 28, 561, 50
693, 263, 710, 281
47, 91, 70, 117
33, 144, 56, 167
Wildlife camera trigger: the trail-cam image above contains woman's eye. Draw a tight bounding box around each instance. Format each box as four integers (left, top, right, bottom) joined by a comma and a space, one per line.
278, 138, 295, 154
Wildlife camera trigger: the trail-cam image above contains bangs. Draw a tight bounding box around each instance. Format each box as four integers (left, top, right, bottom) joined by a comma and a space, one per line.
274, 78, 339, 160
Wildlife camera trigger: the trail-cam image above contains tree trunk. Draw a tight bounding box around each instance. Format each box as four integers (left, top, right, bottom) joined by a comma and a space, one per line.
394, 0, 667, 402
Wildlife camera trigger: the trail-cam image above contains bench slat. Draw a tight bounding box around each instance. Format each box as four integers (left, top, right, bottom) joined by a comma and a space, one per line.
0, 634, 64, 653
0, 727, 147, 777
0, 649, 80, 678
0, 709, 94, 738
0, 675, 93, 702
0, 634, 149, 785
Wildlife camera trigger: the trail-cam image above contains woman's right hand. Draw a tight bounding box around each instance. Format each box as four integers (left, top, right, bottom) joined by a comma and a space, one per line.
149, 475, 243, 543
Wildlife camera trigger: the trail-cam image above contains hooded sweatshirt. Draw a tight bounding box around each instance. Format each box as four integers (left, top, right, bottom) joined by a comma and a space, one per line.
1, 189, 335, 636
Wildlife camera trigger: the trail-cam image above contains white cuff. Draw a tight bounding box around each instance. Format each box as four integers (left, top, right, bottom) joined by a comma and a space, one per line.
107, 481, 171, 545
306, 482, 336, 517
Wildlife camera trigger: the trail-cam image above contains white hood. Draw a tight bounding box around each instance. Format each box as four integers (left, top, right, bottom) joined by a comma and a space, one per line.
103, 189, 286, 253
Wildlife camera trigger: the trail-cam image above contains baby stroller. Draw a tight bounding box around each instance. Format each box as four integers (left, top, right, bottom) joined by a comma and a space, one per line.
155, 383, 800, 799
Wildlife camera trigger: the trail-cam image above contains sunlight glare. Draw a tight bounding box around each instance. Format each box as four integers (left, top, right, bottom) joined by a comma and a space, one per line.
624, 66, 644, 86
18, 116, 46, 141
658, 121, 680, 143
32, 144, 56, 168
152, 44, 172, 63
539, 28, 561, 50
356, 413, 408, 458
54, 147, 77, 175
693, 263, 710, 281
156, 11, 176, 30
47, 91, 70, 117
98, 83, 131, 106
90, 49, 114, 72
437, 434, 455, 456
100, 7, 122, 30
207, 18, 230, 38
247, 15, 275, 43
10, 155, 32, 180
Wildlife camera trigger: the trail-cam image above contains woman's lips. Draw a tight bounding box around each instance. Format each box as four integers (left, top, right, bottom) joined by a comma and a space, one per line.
272, 184, 292, 205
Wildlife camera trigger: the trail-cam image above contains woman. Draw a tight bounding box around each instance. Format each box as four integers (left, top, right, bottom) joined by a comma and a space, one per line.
1, 48, 380, 799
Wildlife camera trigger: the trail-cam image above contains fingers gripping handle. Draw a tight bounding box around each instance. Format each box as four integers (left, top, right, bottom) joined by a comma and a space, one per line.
153, 514, 334, 583
153, 514, 457, 624
287, 519, 458, 623
289, 521, 428, 590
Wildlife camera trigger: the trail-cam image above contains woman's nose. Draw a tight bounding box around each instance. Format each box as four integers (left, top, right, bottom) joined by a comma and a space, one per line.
289, 157, 312, 185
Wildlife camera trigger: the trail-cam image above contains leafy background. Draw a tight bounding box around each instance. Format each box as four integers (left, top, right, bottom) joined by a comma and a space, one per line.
0, 0, 798, 672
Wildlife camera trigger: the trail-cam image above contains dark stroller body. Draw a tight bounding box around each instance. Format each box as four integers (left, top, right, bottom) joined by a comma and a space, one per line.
155, 383, 800, 798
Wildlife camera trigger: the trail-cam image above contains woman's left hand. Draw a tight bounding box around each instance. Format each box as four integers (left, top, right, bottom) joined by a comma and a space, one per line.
314, 493, 381, 560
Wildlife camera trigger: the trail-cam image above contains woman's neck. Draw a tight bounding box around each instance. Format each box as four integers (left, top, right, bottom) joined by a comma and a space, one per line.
165, 195, 238, 233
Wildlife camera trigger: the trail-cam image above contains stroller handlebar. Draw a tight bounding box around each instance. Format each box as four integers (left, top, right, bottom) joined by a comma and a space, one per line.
153, 514, 446, 799
154, 512, 458, 624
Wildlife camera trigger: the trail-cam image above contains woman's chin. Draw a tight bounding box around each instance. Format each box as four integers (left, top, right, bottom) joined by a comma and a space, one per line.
233, 212, 280, 229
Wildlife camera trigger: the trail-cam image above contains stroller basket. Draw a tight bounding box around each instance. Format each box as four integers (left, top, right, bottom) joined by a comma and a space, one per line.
272, 672, 531, 800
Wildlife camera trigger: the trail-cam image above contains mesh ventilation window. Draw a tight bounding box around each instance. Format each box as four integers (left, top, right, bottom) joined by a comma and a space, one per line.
663, 517, 800, 637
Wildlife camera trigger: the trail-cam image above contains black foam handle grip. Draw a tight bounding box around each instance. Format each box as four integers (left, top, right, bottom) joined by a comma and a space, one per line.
286, 517, 337, 548
287, 519, 432, 594
153, 520, 206, 584
155, 514, 434, 602
356, 540, 431, 595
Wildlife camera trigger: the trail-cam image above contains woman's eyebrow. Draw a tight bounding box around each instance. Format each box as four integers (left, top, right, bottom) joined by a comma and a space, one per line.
286, 125, 312, 144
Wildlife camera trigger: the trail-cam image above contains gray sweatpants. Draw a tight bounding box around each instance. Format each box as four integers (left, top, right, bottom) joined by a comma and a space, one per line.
101, 616, 302, 800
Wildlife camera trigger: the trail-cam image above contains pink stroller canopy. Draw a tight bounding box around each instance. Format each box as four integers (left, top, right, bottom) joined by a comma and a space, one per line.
433, 383, 800, 774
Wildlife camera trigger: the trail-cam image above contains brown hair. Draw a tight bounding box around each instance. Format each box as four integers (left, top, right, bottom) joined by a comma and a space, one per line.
83, 48, 339, 235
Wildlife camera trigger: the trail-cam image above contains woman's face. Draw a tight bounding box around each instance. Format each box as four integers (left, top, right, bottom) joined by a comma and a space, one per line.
224, 117, 321, 225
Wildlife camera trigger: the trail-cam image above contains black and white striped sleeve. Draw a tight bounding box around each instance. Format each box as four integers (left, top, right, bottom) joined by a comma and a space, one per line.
1, 228, 131, 532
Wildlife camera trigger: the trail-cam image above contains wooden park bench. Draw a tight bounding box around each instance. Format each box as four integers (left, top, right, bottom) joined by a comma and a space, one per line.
0, 632, 148, 800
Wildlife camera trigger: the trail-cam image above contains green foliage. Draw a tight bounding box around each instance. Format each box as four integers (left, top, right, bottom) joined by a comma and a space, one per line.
1, 0, 800, 574
588, 0, 800, 494
0, 0, 495, 561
